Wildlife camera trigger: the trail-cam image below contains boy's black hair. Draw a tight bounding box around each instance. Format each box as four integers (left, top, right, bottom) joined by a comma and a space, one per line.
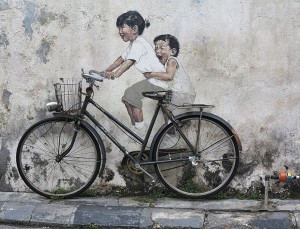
116, 11, 150, 35
153, 34, 180, 57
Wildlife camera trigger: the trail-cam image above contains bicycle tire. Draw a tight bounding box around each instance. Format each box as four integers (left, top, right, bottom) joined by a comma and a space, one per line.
16, 116, 105, 198
152, 112, 240, 198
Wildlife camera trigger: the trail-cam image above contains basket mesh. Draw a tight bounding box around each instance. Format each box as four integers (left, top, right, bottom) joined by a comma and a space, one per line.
54, 79, 82, 113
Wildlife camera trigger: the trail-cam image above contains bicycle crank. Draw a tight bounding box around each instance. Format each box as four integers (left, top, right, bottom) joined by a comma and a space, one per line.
122, 151, 149, 175
134, 164, 156, 182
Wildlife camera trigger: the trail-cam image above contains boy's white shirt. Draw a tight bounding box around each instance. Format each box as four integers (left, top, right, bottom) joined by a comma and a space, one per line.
165, 56, 196, 96
121, 36, 168, 89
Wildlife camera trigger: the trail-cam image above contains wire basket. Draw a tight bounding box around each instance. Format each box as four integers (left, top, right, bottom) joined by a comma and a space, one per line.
53, 79, 82, 113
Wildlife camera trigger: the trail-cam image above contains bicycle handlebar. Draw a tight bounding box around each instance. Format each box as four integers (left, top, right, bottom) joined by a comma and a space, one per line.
81, 69, 116, 84
81, 69, 105, 82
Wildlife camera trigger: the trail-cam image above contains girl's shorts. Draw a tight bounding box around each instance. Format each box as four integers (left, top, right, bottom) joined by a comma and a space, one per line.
122, 79, 164, 108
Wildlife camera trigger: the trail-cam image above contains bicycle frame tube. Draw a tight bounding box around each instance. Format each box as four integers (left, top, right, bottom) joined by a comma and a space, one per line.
78, 92, 193, 168
195, 107, 203, 153
160, 105, 197, 154
83, 97, 162, 161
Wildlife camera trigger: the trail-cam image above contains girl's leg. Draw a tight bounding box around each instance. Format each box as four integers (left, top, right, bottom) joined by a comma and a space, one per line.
122, 79, 164, 128
123, 99, 144, 126
123, 100, 136, 126
132, 106, 143, 123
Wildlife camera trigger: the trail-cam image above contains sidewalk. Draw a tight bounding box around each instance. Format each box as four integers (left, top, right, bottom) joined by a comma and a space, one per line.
0, 191, 299, 228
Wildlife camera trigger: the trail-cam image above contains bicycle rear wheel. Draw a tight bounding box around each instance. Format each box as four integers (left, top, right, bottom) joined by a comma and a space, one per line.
152, 112, 239, 198
16, 116, 104, 198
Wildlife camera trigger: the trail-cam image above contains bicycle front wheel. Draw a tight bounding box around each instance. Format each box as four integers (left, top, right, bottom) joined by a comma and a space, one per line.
16, 116, 104, 198
152, 112, 239, 198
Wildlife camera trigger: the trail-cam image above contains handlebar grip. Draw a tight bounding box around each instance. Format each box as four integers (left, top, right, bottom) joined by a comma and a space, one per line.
82, 70, 104, 82
89, 69, 115, 80
89, 69, 101, 75
90, 73, 104, 82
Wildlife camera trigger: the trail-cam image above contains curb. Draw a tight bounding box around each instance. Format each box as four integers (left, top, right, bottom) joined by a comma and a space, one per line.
0, 192, 299, 228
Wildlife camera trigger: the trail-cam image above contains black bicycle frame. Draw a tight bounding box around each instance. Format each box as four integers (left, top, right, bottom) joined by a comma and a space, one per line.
75, 91, 196, 169
85, 98, 157, 160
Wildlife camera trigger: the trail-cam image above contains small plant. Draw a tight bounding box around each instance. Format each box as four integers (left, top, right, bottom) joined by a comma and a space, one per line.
46, 188, 74, 200
212, 191, 230, 200
181, 180, 203, 193
80, 189, 101, 197
135, 187, 175, 202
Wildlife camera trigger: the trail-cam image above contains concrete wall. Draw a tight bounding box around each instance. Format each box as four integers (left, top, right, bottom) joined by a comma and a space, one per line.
1, 0, 300, 194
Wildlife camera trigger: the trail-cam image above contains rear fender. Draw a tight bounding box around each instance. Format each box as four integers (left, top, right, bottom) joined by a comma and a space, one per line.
150, 112, 242, 153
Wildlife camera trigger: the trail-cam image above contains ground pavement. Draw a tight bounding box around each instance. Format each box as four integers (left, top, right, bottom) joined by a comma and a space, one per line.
0, 191, 300, 228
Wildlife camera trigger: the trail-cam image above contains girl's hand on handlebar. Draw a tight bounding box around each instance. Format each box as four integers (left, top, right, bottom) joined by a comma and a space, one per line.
100, 71, 115, 80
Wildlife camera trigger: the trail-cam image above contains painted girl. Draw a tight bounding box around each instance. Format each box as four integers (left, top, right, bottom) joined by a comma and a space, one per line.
100, 11, 167, 134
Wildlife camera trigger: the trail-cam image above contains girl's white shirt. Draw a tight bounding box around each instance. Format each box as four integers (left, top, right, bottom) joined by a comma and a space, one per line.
121, 36, 168, 89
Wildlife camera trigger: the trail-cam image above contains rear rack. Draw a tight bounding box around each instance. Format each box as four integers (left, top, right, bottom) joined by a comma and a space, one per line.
176, 104, 215, 109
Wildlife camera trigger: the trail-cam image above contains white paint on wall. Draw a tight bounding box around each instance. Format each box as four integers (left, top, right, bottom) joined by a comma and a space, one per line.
1, 0, 300, 194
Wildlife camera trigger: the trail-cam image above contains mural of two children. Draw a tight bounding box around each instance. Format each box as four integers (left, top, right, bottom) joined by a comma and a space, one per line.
100, 10, 196, 137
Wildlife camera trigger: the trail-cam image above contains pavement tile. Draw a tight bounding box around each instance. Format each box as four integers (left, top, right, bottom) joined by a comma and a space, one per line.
119, 197, 151, 208
151, 208, 205, 228
139, 208, 155, 228
154, 198, 261, 211
0, 226, 47, 229
293, 212, 300, 228
249, 212, 296, 229
73, 205, 143, 228
270, 199, 300, 211
62, 196, 119, 207
206, 212, 296, 229
0, 192, 47, 203
30, 203, 77, 226
0, 201, 36, 223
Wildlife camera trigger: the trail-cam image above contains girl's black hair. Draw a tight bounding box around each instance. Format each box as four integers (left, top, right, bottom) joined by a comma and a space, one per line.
116, 11, 150, 35
154, 34, 180, 57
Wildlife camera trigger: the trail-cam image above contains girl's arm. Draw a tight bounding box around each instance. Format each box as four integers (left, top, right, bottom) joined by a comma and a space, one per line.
101, 58, 135, 79
114, 59, 135, 78
144, 58, 177, 81
105, 56, 124, 71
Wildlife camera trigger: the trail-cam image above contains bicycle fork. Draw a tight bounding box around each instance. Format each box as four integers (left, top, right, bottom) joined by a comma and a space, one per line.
55, 120, 81, 162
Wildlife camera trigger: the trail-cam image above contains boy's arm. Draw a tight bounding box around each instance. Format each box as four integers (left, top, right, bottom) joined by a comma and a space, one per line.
144, 58, 177, 81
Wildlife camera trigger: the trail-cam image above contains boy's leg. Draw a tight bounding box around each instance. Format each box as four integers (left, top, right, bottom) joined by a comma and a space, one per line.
163, 109, 175, 135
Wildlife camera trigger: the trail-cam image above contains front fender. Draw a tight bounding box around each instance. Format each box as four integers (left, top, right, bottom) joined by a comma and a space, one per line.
53, 114, 106, 154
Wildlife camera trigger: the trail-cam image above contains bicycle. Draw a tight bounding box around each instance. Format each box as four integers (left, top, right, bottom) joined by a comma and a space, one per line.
16, 69, 242, 199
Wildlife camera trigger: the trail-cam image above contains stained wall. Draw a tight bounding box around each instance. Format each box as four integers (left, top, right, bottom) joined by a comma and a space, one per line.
1, 0, 300, 193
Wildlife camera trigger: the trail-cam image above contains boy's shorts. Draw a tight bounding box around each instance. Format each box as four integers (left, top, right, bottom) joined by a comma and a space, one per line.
122, 79, 165, 108
166, 92, 196, 111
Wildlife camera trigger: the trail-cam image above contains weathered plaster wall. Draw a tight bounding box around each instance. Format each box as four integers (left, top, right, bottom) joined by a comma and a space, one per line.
1, 0, 300, 194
